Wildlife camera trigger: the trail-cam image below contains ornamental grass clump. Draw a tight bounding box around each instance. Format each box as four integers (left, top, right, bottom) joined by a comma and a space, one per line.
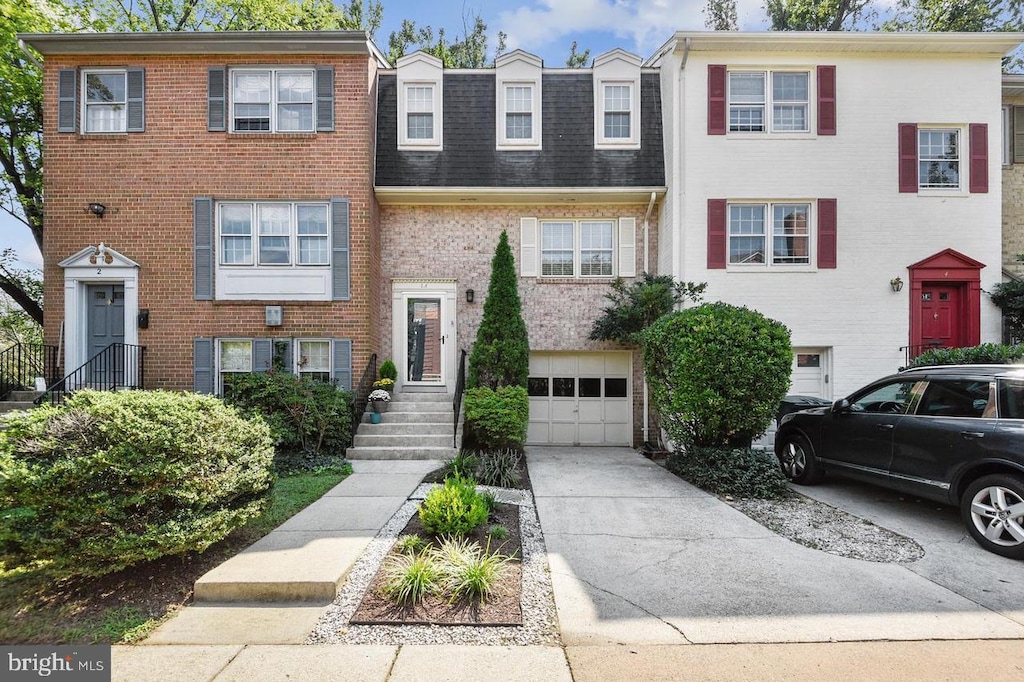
418, 476, 489, 536
435, 536, 512, 602
380, 549, 443, 604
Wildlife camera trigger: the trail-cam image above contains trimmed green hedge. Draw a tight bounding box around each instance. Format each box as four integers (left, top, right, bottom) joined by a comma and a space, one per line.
462, 385, 529, 451
0, 390, 275, 578
907, 343, 1024, 369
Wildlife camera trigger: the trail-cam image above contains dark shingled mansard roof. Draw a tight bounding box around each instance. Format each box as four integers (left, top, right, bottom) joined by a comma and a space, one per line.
375, 72, 664, 189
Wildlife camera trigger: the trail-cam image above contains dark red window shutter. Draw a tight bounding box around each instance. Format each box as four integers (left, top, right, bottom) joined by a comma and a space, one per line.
898, 123, 918, 193
707, 199, 727, 269
969, 123, 988, 193
817, 199, 837, 269
708, 65, 727, 135
817, 65, 836, 136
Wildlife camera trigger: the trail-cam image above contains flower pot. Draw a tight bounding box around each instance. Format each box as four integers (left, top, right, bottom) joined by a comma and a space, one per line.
370, 412, 382, 424
370, 400, 388, 414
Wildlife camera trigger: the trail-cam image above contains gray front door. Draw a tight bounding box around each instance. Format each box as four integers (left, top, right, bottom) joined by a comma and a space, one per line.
86, 284, 124, 382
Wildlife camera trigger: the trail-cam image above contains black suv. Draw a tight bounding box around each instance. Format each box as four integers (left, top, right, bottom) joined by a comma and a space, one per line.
775, 365, 1024, 559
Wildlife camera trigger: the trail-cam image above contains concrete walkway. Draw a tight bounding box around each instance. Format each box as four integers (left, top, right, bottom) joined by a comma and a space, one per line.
115, 447, 1024, 680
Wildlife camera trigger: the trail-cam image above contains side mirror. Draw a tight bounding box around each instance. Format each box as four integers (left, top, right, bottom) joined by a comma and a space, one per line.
832, 398, 851, 413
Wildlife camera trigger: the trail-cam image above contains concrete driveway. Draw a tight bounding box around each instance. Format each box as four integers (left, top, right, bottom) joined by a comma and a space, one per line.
526, 446, 1024, 646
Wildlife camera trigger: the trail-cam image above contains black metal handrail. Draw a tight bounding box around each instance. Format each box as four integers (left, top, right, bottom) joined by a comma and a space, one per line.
36, 343, 145, 406
351, 352, 378, 432
0, 343, 60, 400
899, 341, 944, 368
452, 349, 467, 448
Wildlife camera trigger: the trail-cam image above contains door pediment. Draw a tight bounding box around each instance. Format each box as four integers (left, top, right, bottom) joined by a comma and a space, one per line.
60, 243, 139, 270
908, 248, 984, 279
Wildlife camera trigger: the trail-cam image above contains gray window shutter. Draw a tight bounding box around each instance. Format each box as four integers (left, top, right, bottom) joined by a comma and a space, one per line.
194, 197, 214, 300
193, 338, 213, 394
316, 67, 334, 132
331, 198, 351, 300
253, 339, 273, 372
208, 67, 227, 132
276, 338, 293, 374
58, 69, 77, 133
333, 339, 352, 390
126, 67, 145, 132
1014, 107, 1024, 164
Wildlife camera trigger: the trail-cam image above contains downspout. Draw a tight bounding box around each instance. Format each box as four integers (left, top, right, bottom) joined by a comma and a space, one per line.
18, 40, 43, 70
642, 191, 656, 445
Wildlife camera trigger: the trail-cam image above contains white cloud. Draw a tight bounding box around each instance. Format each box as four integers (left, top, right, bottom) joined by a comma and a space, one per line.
497, 0, 708, 58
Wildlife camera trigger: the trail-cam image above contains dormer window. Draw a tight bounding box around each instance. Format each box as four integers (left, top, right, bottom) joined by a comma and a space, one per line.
397, 52, 444, 150
495, 50, 543, 150
592, 49, 641, 149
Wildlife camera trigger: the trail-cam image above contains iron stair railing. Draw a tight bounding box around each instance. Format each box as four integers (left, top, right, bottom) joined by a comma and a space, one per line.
352, 352, 378, 432
452, 349, 467, 448
35, 343, 145, 406
0, 343, 60, 400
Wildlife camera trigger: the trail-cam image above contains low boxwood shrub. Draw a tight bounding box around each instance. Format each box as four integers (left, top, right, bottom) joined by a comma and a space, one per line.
224, 371, 353, 468
0, 390, 275, 578
418, 476, 489, 536
906, 343, 1024, 369
667, 446, 790, 500
462, 386, 529, 451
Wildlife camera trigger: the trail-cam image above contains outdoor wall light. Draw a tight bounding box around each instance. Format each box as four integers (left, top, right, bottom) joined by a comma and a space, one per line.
890, 276, 904, 293
87, 202, 107, 218
465, 289, 475, 303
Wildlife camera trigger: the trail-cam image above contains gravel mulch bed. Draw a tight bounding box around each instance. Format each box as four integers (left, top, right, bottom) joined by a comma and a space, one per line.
308, 484, 559, 646
730, 493, 925, 563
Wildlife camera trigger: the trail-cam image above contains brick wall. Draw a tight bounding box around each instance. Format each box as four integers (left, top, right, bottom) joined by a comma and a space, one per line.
42, 53, 381, 389
379, 203, 659, 445
1003, 163, 1024, 278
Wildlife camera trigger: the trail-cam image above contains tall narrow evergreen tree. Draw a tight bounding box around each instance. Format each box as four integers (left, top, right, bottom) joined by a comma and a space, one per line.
468, 231, 529, 389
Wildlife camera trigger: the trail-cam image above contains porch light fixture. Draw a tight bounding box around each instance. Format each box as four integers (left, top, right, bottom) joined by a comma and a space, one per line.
87, 202, 107, 218
465, 289, 475, 303
890, 276, 904, 293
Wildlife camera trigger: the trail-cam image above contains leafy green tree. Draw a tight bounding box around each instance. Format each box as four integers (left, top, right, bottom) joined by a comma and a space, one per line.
468, 231, 529, 390
643, 302, 792, 448
881, 0, 1021, 32
0, 250, 42, 346
704, 0, 739, 29
388, 11, 505, 68
764, 0, 873, 30
589, 273, 706, 345
565, 40, 591, 68
991, 279, 1024, 343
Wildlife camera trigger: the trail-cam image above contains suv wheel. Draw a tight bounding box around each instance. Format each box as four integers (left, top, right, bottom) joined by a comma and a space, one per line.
961, 474, 1024, 559
777, 435, 823, 485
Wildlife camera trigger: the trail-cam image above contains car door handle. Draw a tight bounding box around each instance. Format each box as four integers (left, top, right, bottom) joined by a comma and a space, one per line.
875, 423, 895, 431
960, 431, 985, 439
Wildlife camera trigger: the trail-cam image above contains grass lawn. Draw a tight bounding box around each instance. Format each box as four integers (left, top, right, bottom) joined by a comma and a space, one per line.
0, 463, 351, 644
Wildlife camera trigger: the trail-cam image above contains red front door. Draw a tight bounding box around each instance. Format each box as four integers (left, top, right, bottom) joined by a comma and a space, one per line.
919, 285, 964, 349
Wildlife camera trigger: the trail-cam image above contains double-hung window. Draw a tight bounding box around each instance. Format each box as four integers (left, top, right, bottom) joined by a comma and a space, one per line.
218, 202, 329, 267
505, 85, 533, 141
728, 70, 809, 133
406, 85, 435, 140
541, 220, 614, 277
918, 128, 960, 190
231, 69, 314, 133
83, 69, 127, 133
297, 339, 331, 382
603, 84, 633, 140
728, 203, 810, 266
219, 339, 252, 395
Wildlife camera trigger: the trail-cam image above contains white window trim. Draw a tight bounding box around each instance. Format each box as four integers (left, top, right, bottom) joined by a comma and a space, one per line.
497, 80, 541, 149
595, 80, 640, 149
917, 126, 964, 194
296, 338, 333, 379
398, 80, 443, 149
229, 67, 316, 134
217, 201, 330, 268
81, 68, 127, 134
726, 201, 815, 270
727, 68, 813, 136
539, 219, 617, 279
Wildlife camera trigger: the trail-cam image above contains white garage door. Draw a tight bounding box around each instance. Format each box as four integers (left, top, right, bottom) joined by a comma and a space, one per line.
527, 352, 632, 446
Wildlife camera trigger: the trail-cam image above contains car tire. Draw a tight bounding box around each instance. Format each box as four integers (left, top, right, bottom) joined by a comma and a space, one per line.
777, 434, 824, 485
960, 474, 1024, 560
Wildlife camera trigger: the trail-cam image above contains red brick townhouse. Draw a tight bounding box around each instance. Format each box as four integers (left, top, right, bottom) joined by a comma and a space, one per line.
22, 32, 388, 396
375, 49, 665, 446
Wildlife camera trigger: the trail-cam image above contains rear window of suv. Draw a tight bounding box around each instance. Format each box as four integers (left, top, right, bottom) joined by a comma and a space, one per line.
999, 379, 1024, 419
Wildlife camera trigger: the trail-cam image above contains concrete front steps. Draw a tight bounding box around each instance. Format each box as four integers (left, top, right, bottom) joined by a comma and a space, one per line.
346, 390, 460, 460
0, 390, 42, 415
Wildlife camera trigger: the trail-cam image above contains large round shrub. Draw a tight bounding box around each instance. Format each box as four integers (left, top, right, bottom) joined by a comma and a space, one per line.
643, 302, 792, 447
462, 385, 529, 451
0, 390, 275, 577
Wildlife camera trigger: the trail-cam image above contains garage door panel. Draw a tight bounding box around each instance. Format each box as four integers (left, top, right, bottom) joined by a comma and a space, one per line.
577, 355, 606, 374
529, 355, 551, 375
551, 355, 577, 375
604, 423, 630, 443
577, 400, 603, 421
550, 423, 576, 443
550, 400, 577, 420
603, 353, 631, 375
527, 422, 549, 443
603, 399, 629, 423
529, 398, 550, 420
